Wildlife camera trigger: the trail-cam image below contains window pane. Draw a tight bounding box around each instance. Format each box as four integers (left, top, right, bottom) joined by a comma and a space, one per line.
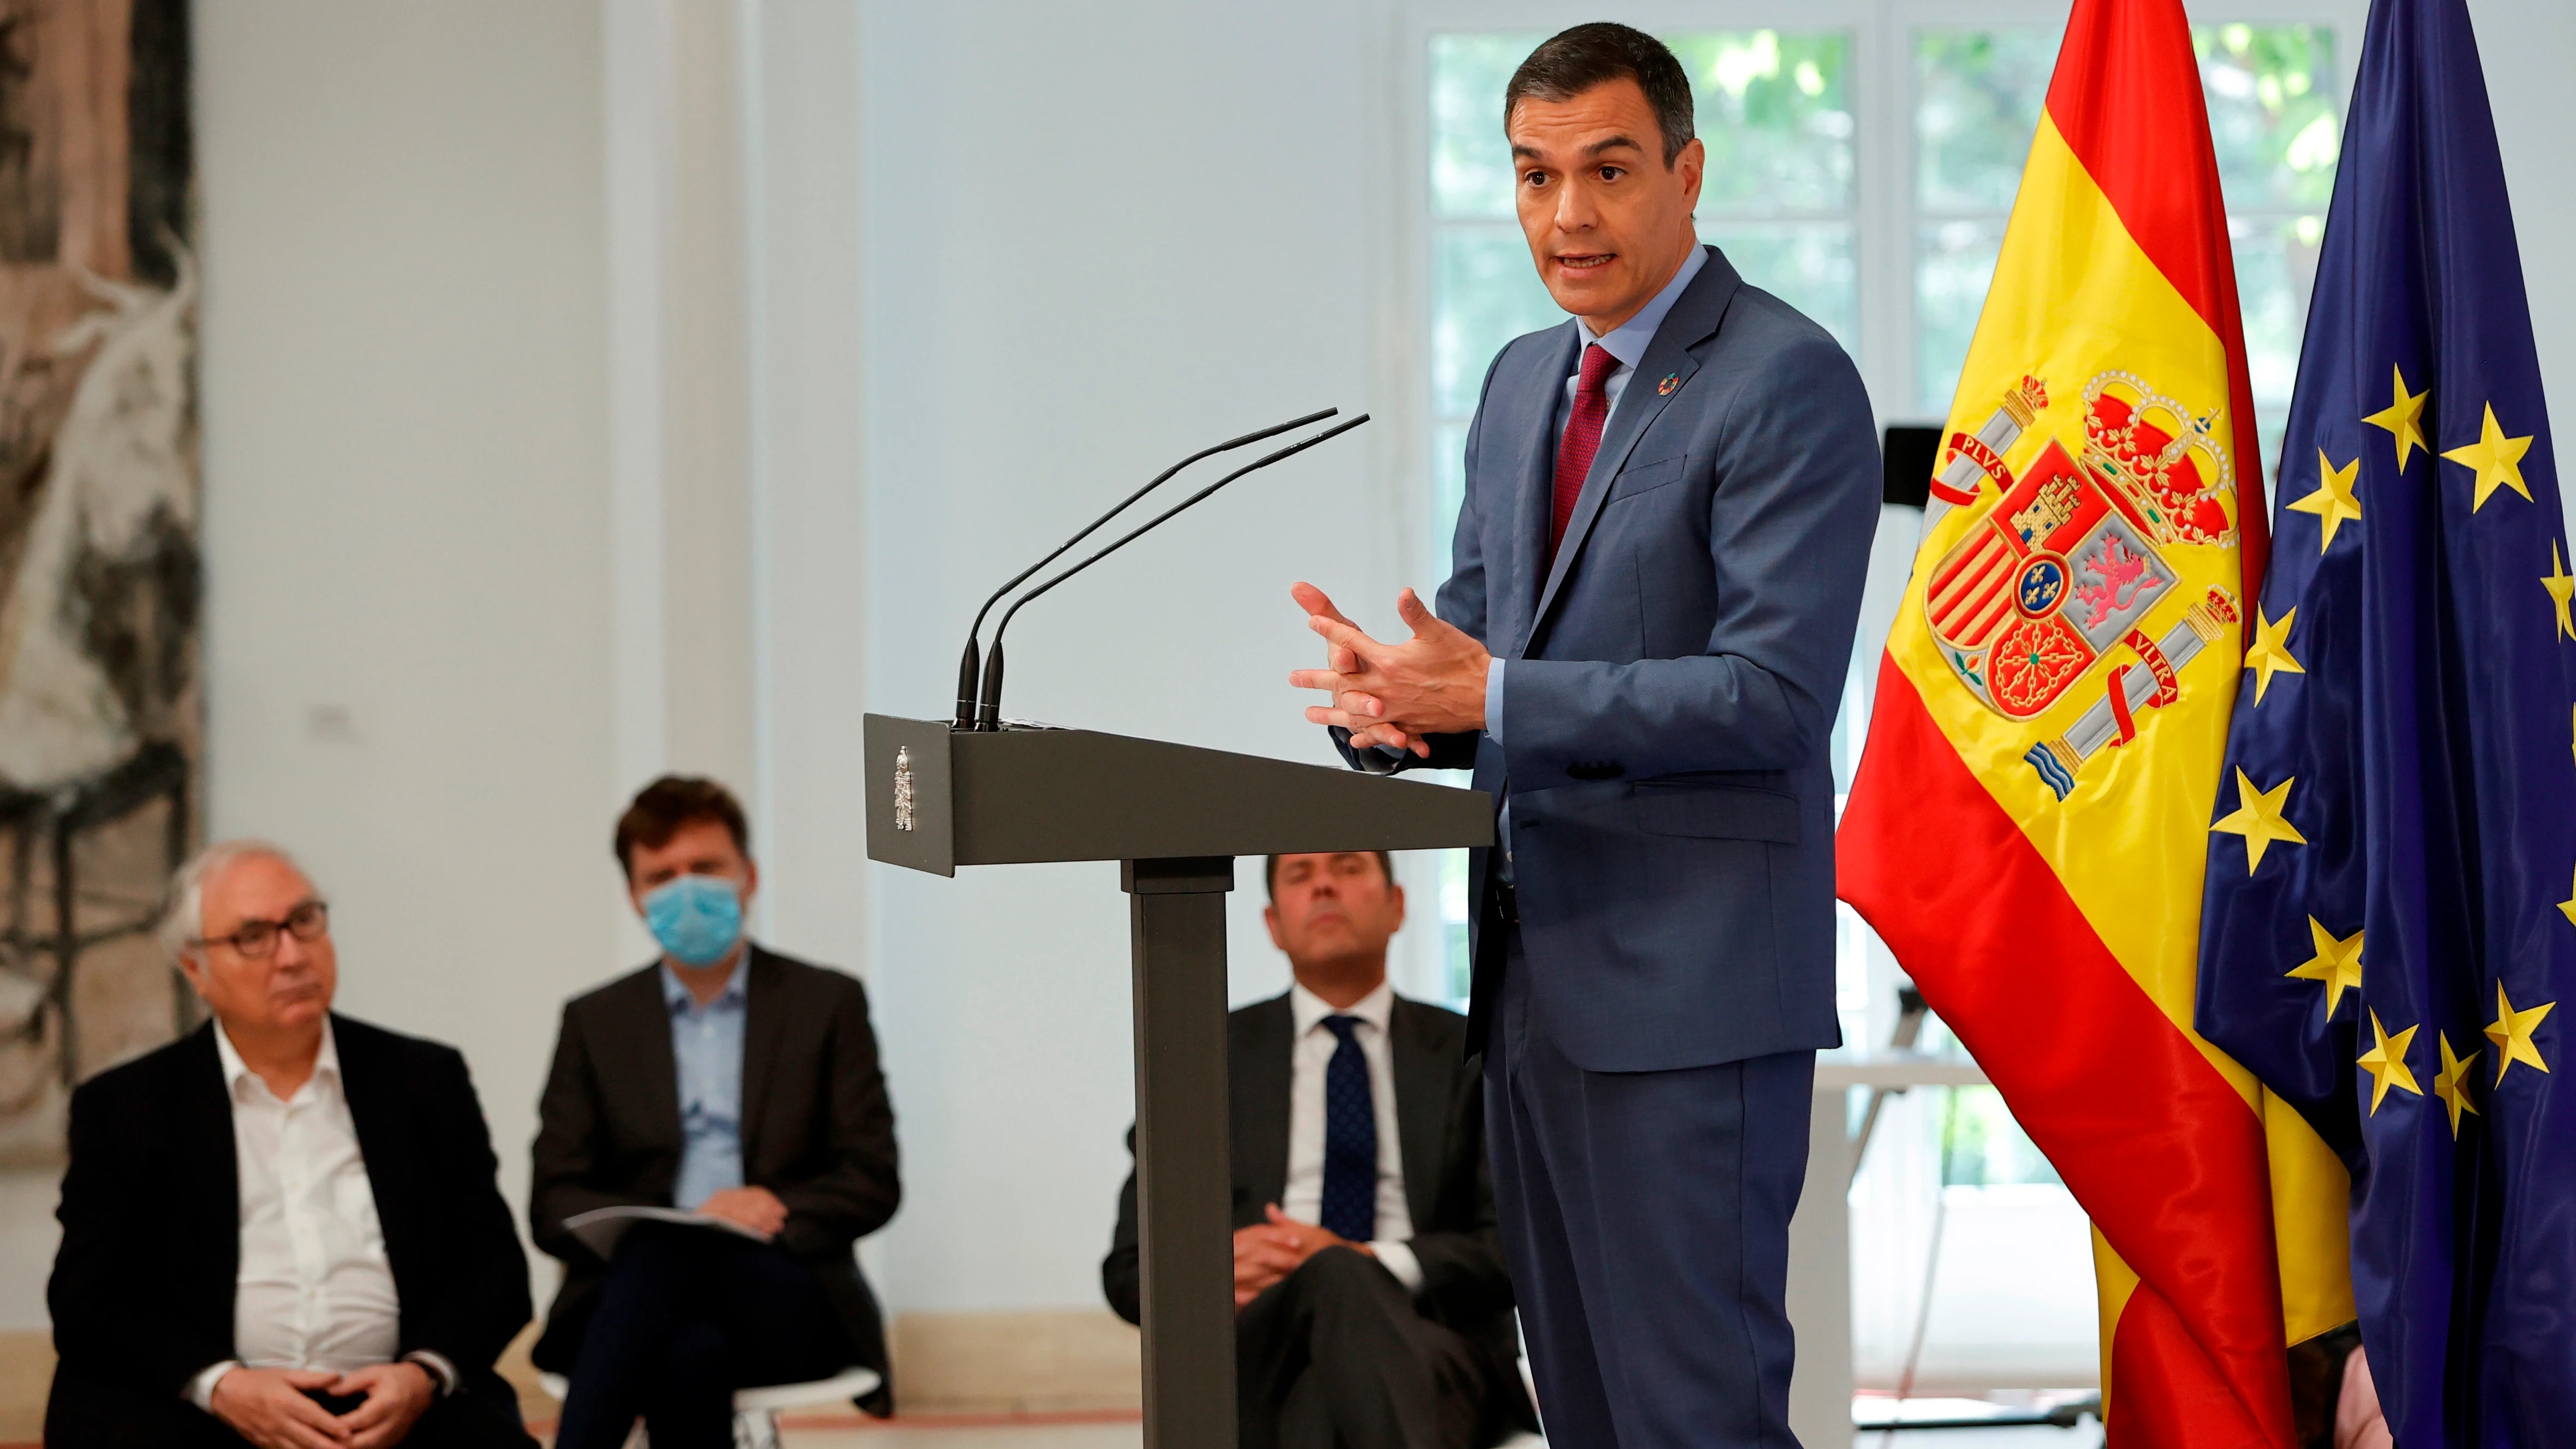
1430, 421, 1468, 573
2195, 23, 2340, 210
1433, 225, 1562, 419
2232, 212, 2327, 413
1437, 31, 1855, 222
1915, 28, 2056, 214
1430, 33, 1545, 219
1672, 31, 1856, 217
1915, 1018, 2062, 1186
1440, 846, 1473, 1005
1916, 219, 2006, 415
1700, 222, 1858, 356
2254, 410, 2291, 490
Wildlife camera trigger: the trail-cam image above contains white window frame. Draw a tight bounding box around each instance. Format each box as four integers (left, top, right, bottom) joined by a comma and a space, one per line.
1393, 0, 2366, 514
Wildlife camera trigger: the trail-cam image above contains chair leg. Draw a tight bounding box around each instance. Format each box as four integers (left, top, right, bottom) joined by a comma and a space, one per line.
734, 1408, 781, 1449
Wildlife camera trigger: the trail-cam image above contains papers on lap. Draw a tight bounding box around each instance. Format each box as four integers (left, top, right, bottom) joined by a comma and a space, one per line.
563, 1204, 767, 1259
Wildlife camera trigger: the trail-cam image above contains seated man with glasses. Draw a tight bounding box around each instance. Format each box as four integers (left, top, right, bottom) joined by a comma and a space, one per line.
46, 840, 538, 1448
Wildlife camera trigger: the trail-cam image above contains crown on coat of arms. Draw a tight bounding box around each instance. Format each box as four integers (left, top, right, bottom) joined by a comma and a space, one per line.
2000, 374, 2050, 431
2077, 371, 2235, 548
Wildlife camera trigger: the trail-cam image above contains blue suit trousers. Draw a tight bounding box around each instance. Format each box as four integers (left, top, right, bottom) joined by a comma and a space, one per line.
1486, 926, 1815, 1448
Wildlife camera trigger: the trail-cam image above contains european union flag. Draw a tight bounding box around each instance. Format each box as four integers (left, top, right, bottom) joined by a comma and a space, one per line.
2195, 0, 2571, 1441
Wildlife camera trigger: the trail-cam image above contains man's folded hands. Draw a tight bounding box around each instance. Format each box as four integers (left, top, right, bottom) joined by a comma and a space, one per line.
1232, 1202, 1374, 1309
1287, 582, 1489, 756
207, 1359, 435, 1449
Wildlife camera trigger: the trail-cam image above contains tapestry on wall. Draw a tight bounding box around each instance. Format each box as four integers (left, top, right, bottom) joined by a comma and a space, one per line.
0, 0, 197, 1163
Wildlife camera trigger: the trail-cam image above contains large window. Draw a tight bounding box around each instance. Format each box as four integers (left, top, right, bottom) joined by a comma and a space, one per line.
1913, 22, 2340, 442
1911, 29, 2058, 414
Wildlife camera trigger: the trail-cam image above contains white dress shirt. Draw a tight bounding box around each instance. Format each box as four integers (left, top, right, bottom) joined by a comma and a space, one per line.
186, 1022, 436, 1408
1280, 982, 1423, 1291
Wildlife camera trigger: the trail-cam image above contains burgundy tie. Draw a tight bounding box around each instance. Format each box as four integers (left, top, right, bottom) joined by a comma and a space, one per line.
1551, 343, 1619, 560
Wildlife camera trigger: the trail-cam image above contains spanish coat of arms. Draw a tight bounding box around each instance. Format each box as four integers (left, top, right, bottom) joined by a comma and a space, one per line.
1922, 371, 2243, 800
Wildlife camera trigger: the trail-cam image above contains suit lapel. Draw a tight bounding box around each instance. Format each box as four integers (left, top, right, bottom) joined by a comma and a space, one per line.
1236, 996, 1293, 1212
1524, 249, 1741, 651
1388, 1001, 1446, 1235
617, 966, 684, 1155
175, 1025, 240, 1313
738, 947, 788, 1171
1506, 324, 1582, 657
335, 1017, 424, 1291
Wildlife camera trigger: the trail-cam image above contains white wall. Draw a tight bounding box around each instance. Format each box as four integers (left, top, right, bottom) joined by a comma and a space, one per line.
843, 0, 1423, 1315
150, 1, 616, 1331
2473, 0, 2576, 475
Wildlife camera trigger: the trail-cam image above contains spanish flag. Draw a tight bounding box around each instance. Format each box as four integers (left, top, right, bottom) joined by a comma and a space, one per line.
1837, 0, 2349, 1443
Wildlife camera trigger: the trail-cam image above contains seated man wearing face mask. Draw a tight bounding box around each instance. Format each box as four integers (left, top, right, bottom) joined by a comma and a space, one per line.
530, 777, 900, 1448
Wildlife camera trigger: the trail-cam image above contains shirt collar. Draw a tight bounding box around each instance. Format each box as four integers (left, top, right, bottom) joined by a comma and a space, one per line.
214, 1017, 341, 1102
662, 953, 751, 1015
1290, 979, 1396, 1039
1579, 243, 1709, 372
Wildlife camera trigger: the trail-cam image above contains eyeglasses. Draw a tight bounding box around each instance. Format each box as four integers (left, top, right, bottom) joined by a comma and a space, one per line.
195, 900, 330, 959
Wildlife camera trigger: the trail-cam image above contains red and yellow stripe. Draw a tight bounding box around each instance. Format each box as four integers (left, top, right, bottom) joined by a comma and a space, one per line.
1838, 1, 2347, 1444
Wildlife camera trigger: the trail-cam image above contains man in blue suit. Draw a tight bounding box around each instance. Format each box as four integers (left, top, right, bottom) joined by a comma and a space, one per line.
1290, 23, 1877, 1448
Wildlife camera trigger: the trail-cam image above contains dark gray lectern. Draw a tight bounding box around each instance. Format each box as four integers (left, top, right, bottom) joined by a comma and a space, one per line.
863, 715, 1491, 1448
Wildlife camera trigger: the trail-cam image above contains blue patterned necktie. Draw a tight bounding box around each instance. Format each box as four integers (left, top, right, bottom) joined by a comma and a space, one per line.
1319, 1015, 1377, 1244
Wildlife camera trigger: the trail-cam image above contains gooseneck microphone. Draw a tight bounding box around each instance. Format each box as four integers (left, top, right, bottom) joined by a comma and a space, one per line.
974, 413, 1371, 730
951, 408, 1339, 728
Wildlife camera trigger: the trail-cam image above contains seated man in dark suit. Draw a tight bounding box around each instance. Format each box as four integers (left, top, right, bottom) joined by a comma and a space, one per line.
532, 776, 900, 1448
47, 841, 536, 1449
1104, 850, 1535, 1449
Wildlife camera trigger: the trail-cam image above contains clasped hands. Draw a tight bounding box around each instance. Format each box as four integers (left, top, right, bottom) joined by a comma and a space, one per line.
1287, 582, 1489, 756
1234, 1203, 1372, 1308
208, 1362, 433, 1449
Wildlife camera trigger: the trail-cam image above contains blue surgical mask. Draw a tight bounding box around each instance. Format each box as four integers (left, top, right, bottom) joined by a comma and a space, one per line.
643, 875, 744, 967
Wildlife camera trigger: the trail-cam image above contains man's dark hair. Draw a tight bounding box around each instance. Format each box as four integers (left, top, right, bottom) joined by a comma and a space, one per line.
1264, 850, 1396, 899
615, 775, 750, 876
1505, 22, 1696, 166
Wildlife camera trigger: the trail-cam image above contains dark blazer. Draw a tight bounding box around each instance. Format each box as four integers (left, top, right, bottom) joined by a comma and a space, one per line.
529, 946, 898, 1410
45, 1015, 534, 1446
1102, 993, 1522, 1372
1338, 246, 1880, 1074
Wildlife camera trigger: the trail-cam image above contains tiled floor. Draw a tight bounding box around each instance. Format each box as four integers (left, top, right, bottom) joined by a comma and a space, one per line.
762, 1418, 1141, 1448
1848, 1428, 2104, 1449
735, 1414, 2107, 1448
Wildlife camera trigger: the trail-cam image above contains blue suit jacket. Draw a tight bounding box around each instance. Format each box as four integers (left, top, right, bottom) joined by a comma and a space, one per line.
1342, 248, 1879, 1072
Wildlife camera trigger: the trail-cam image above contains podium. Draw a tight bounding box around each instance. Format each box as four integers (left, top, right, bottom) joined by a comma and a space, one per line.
864, 715, 1492, 1448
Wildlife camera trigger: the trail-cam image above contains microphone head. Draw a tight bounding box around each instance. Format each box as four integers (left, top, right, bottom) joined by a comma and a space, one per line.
954, 639, 982, 731
975, 640, 1006, 731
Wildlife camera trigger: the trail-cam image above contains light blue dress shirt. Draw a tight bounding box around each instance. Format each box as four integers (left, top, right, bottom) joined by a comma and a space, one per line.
1485, 245, 1710, 872
662, 957, 748, 1211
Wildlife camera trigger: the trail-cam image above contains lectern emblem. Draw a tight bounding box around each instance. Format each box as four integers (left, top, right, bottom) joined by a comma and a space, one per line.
893, 747, 915, 832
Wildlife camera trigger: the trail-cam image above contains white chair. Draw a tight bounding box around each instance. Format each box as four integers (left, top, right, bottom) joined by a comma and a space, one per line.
537, 1366, 884, 1449
1500, 1347, 1547, 1447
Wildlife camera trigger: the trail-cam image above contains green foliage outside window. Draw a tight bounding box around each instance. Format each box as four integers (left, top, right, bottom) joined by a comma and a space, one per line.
2198, 22, 2341, 210
1668, 32, 1856, 216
